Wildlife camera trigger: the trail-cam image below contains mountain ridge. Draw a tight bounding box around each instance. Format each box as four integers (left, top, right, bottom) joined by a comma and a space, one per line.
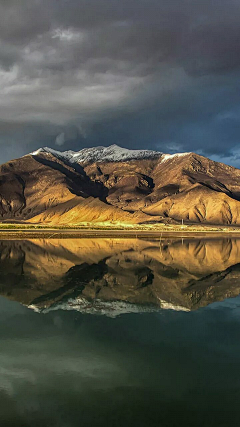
0, 144, 240, 225
29, 144, 163, 164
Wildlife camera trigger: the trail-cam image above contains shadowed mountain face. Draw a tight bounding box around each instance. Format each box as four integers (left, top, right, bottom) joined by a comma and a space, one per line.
1, 146, 240, 224
1, 238, 240, 313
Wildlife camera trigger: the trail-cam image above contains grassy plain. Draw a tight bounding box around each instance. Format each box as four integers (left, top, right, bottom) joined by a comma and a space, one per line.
0, 221, 240, 239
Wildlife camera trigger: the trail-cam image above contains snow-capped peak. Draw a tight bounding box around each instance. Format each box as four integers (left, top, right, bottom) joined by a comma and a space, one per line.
30, 144, 161, 164
29, 144, 192, 166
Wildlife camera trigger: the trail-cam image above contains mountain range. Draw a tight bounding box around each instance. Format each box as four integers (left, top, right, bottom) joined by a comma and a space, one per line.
1, 144, 240, 225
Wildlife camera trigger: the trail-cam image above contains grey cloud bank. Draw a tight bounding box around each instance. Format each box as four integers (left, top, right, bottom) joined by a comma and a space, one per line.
0, 0, 240, 165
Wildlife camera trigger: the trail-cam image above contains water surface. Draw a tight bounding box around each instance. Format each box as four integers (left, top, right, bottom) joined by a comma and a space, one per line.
0, 237, 240, 426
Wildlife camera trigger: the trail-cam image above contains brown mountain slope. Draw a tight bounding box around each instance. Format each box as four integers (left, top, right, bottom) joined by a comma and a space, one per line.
83, 152, 240, 204
0, 154, 74, 219
29, 195, 159, 225
81, 152, 240, 224
0, 152, 104, 220
143, 185, 240, 224
0, 146, 240, 225
83, 152, 240, 211
83, 158, 159, 211
0, 149, 164, 224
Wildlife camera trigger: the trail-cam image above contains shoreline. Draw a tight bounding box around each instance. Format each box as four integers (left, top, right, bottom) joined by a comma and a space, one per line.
1, 227, 240, 239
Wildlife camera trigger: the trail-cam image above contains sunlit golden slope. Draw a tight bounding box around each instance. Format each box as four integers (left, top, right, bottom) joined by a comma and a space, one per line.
28, 196, 162, 225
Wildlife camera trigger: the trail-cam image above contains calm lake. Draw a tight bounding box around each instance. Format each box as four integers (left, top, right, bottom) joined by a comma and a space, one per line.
0, 237, 240, 426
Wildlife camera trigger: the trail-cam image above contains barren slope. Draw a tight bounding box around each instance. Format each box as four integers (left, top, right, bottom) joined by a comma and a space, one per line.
29, 195, 159, 225
82, 151, 240, 225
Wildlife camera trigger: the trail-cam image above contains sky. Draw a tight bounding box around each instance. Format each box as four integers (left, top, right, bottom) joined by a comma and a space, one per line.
1, 0, 240, 166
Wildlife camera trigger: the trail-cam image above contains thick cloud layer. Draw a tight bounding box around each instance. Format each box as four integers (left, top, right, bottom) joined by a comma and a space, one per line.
1, 0, 240, 165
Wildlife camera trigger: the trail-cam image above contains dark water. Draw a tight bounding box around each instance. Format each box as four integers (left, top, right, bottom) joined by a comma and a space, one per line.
1, 237, 240, 426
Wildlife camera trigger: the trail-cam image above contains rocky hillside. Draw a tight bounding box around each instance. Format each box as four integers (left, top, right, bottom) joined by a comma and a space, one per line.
0, 144, 240, 225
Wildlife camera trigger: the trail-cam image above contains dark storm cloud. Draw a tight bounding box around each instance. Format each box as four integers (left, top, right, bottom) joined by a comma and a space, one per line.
0, 0, 240, 165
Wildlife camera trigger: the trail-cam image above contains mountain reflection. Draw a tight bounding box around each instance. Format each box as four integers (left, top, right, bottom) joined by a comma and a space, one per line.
0, 238, 240, 313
